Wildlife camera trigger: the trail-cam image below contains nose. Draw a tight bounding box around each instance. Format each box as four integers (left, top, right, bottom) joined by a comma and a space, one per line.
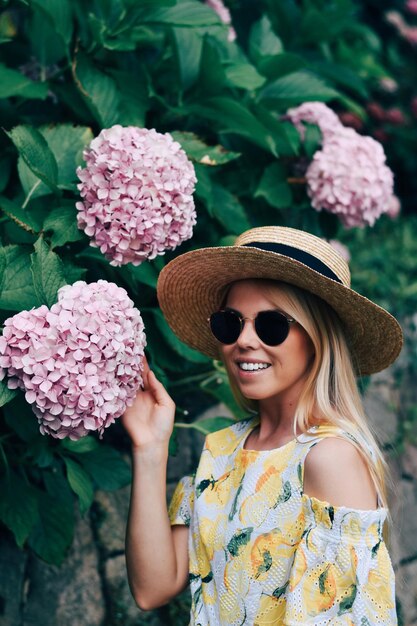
235, 317, 260, 349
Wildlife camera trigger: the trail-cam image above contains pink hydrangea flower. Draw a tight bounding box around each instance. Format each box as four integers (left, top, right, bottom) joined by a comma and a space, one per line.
285, 102, 342, 141
328, 240, 351, 262
205, 0, 236, 41
306, 127, 395, 228
387, 195, 401, 219
0, 281, 146, 440
385, 10, 417, 45
406, 0, 417, 14
76, 126, 197, 267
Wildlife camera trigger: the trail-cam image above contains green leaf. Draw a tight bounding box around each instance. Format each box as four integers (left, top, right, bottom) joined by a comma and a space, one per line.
309, 61, 368, 99
0, 471, 39, 547
61, 259, 87, 284
61, 437, 99, 454
0, 155, 12, 192
30, 236, 67, 307
3, 394, 40, 441
265, 0, 301, 47
5, 125, 58, 191
73, 52, 120, 127
43, 124, 93, 189
258, 53, 306, 80
300, 4, 353, 45
17, 158, 49, 202
197, 37, 227, 96
258, 71, 341, 107
225, 63, 266, 90
77, 445, 131, 491
252, 104, 301, 157
191, 97, 278, 155
0, 245, 5, 292
249, 15, 283, 64
255, 163, 293, 209
30, 0, 73, 46
64, 457, 94, 515
0, 380, 17, 408
303, 123, 323, 159
0, 246, 39, 310
170, 131, 240, 166
29, 7, 67, 66
28, 489, 74, 564
210, 185, 251, 234
143, 2, 223, 26
28, 438, 54, 469
173, 28, 203, 90
43, 205, 85, 248
190, 416, 236, 435
110, 69, 149, 126
0, 63, 48, 100
127, 262, 159, 288
151, 309, 210, 364
0, 195, 41, 233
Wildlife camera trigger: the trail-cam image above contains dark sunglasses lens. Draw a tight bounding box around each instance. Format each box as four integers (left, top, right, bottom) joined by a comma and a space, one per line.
255, 311, 290, 346
210, 311, 241, 344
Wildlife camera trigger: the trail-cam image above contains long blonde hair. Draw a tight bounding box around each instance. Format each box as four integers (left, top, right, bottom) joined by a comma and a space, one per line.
223, 279, 389, 509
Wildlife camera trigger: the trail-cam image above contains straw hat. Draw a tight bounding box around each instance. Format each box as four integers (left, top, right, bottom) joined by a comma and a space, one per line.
157, 226, 403, 375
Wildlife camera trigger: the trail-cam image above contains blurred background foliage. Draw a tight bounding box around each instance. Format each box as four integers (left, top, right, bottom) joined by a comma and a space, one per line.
0, 0, 416, 581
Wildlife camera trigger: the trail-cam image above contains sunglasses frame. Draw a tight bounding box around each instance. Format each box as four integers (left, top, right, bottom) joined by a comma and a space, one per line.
208, 308, 296, 346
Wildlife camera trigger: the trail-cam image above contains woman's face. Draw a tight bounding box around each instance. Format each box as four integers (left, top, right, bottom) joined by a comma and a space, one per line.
219, 280, 315, 406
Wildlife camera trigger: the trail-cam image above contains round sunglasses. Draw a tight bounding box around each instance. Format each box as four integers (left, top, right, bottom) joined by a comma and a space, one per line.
208, 309, 296, 346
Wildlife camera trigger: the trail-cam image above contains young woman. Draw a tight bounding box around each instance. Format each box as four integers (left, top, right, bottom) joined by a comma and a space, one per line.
122, 226, 402, 625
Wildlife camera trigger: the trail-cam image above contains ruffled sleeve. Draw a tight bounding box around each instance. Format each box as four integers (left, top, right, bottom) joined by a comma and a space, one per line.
284, 495, 397, 625
168, 474, 195, 527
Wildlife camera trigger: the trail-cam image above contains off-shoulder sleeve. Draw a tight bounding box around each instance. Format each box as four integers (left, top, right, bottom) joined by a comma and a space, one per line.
284, 495, 397, 625
168, 474, 195, 527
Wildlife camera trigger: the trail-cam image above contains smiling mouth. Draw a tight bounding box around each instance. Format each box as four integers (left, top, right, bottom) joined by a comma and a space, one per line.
237, 362, 271, 372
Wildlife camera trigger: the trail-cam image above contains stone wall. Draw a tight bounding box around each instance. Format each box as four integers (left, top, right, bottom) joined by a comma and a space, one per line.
1, 372, 417, 626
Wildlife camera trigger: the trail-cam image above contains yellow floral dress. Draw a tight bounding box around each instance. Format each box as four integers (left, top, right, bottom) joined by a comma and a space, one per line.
168, 417, 397, 625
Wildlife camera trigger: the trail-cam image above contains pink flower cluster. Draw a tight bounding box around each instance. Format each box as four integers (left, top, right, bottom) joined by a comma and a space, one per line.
328, 240, 351, 262
386, 10, 417, 45
306, 127, 395, 227
76, 125, 197, 267
286, 102, 341, 141
406, 0, 417, 13
0, 281, 146, 440
205, 0, 236, 41
286, 102, 398, 227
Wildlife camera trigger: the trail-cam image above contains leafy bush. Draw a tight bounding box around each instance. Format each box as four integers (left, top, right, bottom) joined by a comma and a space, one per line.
0, 0, 412, 564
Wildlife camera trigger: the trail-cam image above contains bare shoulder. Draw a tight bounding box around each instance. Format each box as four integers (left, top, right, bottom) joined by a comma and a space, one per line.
303, 436, 378, 510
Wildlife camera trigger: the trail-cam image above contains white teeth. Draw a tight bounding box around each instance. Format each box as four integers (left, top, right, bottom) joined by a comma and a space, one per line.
239, 362, 270, 371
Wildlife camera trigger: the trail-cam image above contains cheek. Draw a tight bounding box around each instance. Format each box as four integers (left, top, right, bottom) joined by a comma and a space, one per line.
289, 333, 315, 370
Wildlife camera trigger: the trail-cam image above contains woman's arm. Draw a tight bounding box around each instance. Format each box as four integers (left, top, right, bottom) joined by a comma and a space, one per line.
283, 437, 396, 624
122, 360, 189, 610
303, 437, 378, 509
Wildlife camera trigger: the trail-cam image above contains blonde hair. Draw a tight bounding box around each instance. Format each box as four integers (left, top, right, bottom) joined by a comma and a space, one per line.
222, 279, 389, 510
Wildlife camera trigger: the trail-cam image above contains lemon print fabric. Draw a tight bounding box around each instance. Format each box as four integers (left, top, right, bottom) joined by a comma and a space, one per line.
168, 418, 397, 625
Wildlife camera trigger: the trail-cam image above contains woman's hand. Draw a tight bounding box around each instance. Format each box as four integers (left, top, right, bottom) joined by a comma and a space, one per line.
121, 356, 175, 452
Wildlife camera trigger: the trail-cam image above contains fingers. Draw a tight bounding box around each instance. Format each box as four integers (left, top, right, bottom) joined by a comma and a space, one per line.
147, 370, 174, 408
140, 354, 151, 391
142, 353, 150, 374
